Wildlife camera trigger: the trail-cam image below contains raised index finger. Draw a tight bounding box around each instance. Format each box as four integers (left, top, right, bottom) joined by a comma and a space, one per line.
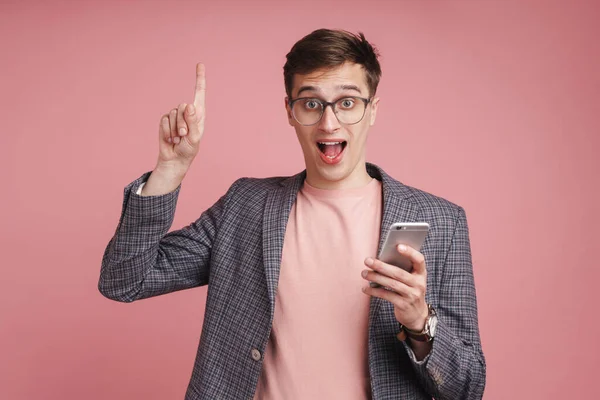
193, 62, 206, 109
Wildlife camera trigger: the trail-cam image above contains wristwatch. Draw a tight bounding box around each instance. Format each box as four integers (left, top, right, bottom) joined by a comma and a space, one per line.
397, 304, 438, 342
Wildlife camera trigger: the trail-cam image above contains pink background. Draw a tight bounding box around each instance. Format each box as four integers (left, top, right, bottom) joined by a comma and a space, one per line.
1, 0, 598, 398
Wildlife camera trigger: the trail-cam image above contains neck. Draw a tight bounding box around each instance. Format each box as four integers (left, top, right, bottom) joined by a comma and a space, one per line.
305, 162, 372, 190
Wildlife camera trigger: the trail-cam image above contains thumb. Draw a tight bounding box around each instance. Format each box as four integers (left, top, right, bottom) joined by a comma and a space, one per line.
397, 244, 426, 275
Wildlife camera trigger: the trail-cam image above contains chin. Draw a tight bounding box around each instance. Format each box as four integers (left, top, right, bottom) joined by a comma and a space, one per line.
312, 157, 353, 183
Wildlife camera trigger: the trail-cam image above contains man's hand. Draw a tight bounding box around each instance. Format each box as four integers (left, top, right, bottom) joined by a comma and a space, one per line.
361, 244, 428, 332
156, 62, 207, 173
142, 63, 206, 196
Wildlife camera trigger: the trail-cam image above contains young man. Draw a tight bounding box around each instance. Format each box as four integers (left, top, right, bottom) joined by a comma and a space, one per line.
99, 29, 486, 399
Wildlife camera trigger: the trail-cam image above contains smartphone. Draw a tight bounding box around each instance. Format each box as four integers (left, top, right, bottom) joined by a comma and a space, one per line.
369, 222, 430, 288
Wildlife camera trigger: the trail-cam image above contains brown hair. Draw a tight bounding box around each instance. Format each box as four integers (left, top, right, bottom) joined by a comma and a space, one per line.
283, 29, 382, 98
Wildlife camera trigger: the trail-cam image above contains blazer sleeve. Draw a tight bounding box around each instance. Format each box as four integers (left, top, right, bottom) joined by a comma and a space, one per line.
98, 170, 236, 303
403, 206, 487, 399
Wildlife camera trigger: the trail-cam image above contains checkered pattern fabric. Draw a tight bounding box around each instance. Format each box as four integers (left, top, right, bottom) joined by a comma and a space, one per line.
99, 162, 486, 399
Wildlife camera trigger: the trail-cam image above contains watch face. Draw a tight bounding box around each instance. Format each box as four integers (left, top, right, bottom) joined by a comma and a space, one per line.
429, 315, 438, 337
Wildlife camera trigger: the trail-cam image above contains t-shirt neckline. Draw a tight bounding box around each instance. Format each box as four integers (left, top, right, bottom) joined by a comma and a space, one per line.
301, 178, 380, 199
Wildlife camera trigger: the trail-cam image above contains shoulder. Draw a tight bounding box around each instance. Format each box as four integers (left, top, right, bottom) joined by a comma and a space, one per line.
380, 167, 465, 225
386, 179, 470, 247
228, 175, 291, 195
219, 174, 297, 212
373, 162, 462, 216
404, 183, 463, 216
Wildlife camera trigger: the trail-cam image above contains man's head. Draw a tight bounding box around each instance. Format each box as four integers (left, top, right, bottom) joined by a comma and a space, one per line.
284, 29, 382, 189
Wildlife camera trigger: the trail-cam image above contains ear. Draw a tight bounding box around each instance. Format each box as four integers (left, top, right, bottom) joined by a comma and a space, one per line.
284, 97, 294, 126
369, 96, 380, 126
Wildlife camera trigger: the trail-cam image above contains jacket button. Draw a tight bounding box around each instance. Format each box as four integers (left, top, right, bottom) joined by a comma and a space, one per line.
251, 348, 262, 361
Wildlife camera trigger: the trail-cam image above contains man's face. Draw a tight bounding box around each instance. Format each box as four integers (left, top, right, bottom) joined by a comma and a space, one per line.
285, 62, 380, 189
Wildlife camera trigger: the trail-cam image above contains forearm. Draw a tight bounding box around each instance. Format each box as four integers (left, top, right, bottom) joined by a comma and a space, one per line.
406, 338, 432, 361
141, 164, 187, 196
404, 205, 486, 398
403, 317, 486, 400
99, 172, 238, 303
99, 171, 182, 302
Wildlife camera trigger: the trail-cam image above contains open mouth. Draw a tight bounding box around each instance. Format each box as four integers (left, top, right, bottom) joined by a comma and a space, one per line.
316, 141, 347, 160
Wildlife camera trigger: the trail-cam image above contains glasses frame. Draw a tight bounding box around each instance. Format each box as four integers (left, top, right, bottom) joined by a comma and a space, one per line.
288, 96, 372, 126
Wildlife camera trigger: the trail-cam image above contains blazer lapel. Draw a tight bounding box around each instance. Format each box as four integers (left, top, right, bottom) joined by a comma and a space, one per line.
262, 170, 306, 316
365, 163, 419, 327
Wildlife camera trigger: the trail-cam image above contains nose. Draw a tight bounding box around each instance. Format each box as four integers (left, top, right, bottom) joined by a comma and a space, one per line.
318, 104, 341, 133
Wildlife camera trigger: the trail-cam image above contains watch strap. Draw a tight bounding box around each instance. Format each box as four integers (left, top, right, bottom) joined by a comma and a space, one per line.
397, 304, 436, 342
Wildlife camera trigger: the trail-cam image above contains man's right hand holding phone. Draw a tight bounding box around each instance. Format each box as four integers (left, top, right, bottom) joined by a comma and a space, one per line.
141, 62, 206, 196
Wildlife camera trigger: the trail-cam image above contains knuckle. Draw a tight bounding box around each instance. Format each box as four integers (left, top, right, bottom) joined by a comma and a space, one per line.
395, 269, 407, 281
186, 111, 197, 122
372, 259, 383, 270
396, 298, 407, 310
370, 272, 381, 285
390, 280, 402, 293
407, 290, 418, 303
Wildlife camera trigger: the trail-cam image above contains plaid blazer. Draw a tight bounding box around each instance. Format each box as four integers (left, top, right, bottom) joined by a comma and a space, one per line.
99, 162, 486, 399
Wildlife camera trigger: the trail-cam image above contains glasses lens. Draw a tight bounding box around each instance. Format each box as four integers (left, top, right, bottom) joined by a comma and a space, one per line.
292, 99, 323, 125
291, 97, 368, 125
335, 97, 366, 124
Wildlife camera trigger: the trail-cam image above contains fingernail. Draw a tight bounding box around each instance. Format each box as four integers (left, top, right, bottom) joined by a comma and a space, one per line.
179, 128, 187, 136
398, 244, 406, 252
173, 136, 180, 144
365, 257, 374, 266
361, 270, 368, 278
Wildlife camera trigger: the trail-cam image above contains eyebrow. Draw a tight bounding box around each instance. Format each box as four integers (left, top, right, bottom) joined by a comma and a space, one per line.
296, 84, 363, 97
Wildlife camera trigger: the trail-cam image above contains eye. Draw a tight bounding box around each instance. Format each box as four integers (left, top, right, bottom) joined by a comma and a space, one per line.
339, 98, 356, 109
304, 99, 321, 110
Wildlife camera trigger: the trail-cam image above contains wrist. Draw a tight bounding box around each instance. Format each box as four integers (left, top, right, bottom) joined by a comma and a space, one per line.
398, 304, 438, 343
404, 305, 429, 331
154, 162, 189, 180
141, 164, 187, 196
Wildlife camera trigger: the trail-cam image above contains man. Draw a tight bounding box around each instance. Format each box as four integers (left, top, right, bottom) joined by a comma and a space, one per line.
99, 29, 486, 399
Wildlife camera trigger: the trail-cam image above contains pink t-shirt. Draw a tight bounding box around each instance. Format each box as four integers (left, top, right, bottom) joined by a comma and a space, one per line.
254, 177, 383, 399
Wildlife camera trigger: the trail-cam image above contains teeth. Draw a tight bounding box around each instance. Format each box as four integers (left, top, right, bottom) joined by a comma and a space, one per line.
318, 141, 342, 145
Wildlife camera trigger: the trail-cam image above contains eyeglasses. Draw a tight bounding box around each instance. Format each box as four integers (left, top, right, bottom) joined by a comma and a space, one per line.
288, 96, 372, 126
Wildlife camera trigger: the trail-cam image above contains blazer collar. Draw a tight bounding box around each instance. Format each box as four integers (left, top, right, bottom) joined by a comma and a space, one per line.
280, 162, 414, 202
263, 162, 420, 325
